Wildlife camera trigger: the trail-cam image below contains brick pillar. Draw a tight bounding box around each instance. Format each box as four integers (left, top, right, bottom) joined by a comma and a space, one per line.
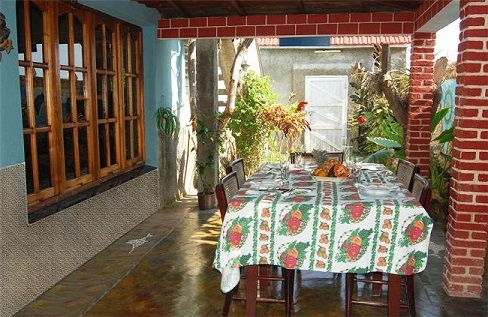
406, 32, 435, 175
443, 0, 488, 298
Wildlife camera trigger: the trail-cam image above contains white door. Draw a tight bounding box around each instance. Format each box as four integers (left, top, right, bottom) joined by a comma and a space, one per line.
304, 76, 348, 152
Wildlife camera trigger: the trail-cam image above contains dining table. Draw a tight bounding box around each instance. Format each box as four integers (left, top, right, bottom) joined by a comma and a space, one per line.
213, 162, 433, 316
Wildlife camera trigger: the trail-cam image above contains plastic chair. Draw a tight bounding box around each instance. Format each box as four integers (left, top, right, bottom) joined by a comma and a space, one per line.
225, 158, 246, 188
215, 172, 295, 317
395, 159, 420, 191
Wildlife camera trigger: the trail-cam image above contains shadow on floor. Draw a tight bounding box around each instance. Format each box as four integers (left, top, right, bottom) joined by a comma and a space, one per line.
14, 197, 488, 317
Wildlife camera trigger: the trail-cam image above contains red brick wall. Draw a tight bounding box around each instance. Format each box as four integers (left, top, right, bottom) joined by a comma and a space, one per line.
443, 0, 488, 297
406, 33, 436, 176
157, 12, 415, 39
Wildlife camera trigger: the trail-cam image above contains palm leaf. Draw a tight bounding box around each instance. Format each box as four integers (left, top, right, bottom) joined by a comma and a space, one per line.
367, 136, 402, 149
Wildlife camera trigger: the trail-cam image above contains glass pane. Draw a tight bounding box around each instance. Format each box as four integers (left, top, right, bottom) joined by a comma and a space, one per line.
60, 70, 72, 123
19, 71, 29, 128
73, 17, 83, 68
132, 78, 138, 116
98, 124, 107, 168
30, 3, 44, 63
34, 68, 46, 127
109, 122, 116, 165
107, 76, 115, 117
24, 134, 34, 194
133, 120, 139, 157
95, 25, 103, 68
124, 77, 130, 116
37, 132, 51, 189
79, 127, 88, 176
106, 27, 113, 71
64, 128, 75, 180
75, 72, 86, 121
130, 35, 136, 72
96, 74, 105, 119
125, 121, 131, 160
123, 34, 128, 70
58, 13, 69, 65
16, 1, 26, 61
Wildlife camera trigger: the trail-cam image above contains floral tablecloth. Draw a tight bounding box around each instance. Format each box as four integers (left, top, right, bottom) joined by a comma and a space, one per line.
213, 164, 433, 293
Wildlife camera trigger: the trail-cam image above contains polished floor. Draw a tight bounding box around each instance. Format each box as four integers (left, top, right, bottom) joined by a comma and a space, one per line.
15, 197, 488, 317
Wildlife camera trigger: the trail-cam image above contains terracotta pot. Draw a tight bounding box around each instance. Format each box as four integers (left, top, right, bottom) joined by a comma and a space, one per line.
198, 192, 216, 210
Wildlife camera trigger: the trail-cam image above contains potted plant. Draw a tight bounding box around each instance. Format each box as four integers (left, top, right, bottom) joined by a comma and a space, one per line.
194, 119, 218, 210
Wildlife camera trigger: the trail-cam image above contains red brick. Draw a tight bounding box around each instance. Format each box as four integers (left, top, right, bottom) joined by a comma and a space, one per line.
171, 18, 189, 28
217, 27, 236, 38
317, 24, 338, 35
451, 275, 483, 284
451, 219, 487, 232
450, 257, 485, 267
329, 14, 349, 23
296, 24, 317, 35
287, 14, 307, 24
235, 26, 256, 37
256, 25, 276, 36
227, 16, 247, 26
469, 267, 485, 275
359, 23, 380, 34
189, 17, 207, 27
198, 27, 217, 37
180, 28, 198, 38
470, 248, 487, 258
208, 17, 226, 26
267, 15, 286, 24
467, 284, 483, 295
471, 230, 488, 240
464, 4, 488, 15
380, 22, 402, 34
338, 23, 359, 35
158, 19, 170, 28
308, 14, 328, 23
372, 12, 393, 22
350, 13, 371, 22
457, 119, 488, 129
247, 15, 266, 25
276, 25, 296, 36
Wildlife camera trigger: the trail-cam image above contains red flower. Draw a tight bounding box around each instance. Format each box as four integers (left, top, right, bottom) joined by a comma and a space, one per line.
296, 101, 307, 112
358, 116, 366, 125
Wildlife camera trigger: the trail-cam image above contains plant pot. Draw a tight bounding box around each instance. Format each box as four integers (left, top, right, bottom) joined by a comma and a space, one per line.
197, 192, 216, 210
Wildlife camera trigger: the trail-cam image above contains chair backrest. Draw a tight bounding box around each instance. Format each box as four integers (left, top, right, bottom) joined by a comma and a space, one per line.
215, 171, 239, 221
225, 158, 246, 188
395, 159, 420, 191
411, 173, 432, 209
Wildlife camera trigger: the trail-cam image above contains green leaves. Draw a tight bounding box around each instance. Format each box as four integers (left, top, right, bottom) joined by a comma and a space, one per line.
154, 107, 180, 138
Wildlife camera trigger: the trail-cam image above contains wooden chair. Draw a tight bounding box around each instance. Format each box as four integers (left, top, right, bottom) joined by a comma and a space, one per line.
225, 158, 246, 188
395, 159, 420, 191
345, 174, 432, 317
216, 172, 295, 317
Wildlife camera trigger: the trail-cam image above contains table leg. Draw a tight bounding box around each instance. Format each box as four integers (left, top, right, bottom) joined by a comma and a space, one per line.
388, 273, 401, 317
246, 265, 258, 316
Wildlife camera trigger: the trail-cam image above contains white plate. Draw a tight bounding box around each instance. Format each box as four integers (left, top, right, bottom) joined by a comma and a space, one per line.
359, 163, 384, 171
358, 184, 401, 197
311, 176, 346, 182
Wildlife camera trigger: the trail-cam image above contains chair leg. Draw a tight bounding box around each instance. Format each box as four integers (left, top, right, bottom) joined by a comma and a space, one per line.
284, 269, 295, 317
406, 275, 417, 317
222, 285, 237, 317
345, 273, 354, 317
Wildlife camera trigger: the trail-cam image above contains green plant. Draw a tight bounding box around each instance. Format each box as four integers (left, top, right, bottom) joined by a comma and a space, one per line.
228, 71, 278, 173
194, 119, 219, 194
154, 106, 180, 137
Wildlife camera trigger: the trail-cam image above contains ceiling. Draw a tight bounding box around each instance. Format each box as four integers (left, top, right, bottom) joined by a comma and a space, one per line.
136, 0, 425, 19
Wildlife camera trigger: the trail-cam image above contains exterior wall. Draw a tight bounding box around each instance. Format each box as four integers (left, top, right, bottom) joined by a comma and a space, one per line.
0, 1, 168, 316
0, 163, 158, 316
443, 0, 488, 298
260, 46, 408, 104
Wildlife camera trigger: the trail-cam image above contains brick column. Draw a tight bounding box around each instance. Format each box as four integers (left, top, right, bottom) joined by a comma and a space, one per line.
443, 0, 488, 298
406, 32, 435, 175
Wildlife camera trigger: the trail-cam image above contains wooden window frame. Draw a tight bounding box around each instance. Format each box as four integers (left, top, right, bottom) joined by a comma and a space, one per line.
17, 0, 145, 213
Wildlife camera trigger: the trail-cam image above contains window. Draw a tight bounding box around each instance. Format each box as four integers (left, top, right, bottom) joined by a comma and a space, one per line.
17, 1, 145, 213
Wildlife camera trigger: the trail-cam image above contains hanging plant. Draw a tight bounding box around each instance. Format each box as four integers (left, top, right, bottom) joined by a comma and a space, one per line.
154, 107, 180, 138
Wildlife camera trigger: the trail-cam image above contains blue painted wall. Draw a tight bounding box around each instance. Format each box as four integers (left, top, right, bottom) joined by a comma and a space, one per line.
0, 0, 24, 167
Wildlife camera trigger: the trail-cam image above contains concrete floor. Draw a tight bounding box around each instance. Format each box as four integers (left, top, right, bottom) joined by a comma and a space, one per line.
14, 197, 488, 317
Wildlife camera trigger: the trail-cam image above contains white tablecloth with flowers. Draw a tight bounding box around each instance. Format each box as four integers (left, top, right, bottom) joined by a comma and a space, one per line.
213, 163, 433, 293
